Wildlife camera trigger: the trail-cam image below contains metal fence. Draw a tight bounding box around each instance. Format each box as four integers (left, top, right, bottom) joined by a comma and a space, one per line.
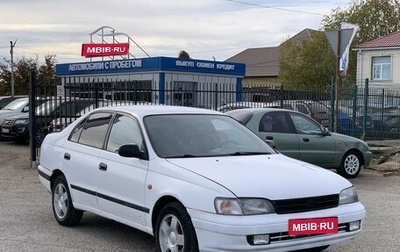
29, 74, 400, 161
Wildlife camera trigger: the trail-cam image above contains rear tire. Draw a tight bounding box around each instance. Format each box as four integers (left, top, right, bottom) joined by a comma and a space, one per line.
337, 151, 362, 179
52, 175, 83, 226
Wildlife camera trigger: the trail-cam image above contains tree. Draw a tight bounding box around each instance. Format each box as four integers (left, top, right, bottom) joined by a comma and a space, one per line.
178, 50, 191, 59
0, 55, 57, 95
279, 32, 336, 90
279, 0, 400, 89
322, 0, 400, 82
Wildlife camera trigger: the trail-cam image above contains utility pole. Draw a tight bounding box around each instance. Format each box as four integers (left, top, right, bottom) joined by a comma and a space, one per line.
10, 39, 18, 97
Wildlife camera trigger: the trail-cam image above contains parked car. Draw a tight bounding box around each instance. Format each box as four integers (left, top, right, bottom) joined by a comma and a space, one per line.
38, 105, 365, 252
266, 100, 331, 127
0, 98, 96, 142
217, 101, 269, 113
226, 108, 372, 178
0, 95, 27, 110
48, 100, 115, 132
336, 106, 375, 137
0, 97, 30, 126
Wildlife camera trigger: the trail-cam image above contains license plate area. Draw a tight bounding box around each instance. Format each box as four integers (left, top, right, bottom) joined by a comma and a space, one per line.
1, 128, 9, 133
288, 217, 338, 236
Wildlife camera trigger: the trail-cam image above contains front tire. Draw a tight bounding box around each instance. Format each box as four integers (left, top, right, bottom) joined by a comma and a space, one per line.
155, 202, 199, 252
52, 175, 83, 226
337, 151, 362, 179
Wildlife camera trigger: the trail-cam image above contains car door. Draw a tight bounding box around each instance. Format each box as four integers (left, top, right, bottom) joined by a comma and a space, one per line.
63, 112, 113, 210
257, 111, 300, 159
96, 113, 148, 226
288, 112, 335, 167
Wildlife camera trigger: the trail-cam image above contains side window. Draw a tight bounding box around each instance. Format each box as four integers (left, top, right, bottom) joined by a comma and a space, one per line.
289, 112, 321, 135
259, 112, 292, 133
73, 112, 113, 148
69, 119, 86, 143
106, 114, 144, 153
259, 114, 275, 132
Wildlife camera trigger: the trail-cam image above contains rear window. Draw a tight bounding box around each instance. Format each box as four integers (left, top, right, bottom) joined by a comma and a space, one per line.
226, 110, 253, 125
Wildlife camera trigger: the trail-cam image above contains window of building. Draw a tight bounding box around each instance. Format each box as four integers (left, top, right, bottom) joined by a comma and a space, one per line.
372, 56, 391, 80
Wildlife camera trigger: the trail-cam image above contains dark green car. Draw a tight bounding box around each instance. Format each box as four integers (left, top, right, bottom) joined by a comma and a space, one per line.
226, 108, 372, 178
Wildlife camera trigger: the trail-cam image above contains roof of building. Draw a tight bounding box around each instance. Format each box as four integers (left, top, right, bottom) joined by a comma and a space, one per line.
355, 31, 400, 50
225, 29, 318, 77
226, 46, 280, 77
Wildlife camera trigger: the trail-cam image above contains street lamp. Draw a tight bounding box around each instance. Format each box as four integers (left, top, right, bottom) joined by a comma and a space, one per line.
10, 39, 18, 97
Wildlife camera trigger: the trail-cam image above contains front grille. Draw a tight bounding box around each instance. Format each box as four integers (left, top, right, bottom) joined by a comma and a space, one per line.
273, 194, 339, 214
2, 119, 16, 126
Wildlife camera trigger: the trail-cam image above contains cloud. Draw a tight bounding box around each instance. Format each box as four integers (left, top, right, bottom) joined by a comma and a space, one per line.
0, 0, 349, 64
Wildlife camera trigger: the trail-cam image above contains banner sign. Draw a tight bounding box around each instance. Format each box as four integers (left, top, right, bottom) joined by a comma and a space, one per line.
81, 43, 130, 57
340, 22, 359, 71
56, 57, 246, 76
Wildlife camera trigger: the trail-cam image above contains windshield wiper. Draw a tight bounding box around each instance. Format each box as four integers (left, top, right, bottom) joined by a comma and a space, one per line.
164, 154, 204, 158
227, 151, 271, 156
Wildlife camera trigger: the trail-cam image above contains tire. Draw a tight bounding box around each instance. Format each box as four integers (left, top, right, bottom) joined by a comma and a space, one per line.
52, 175, 83, 226
155, 202, 199, 252
337, 151, 362, 179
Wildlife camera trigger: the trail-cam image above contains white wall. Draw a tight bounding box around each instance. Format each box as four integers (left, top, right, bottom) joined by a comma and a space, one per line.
356, 48, 400, 88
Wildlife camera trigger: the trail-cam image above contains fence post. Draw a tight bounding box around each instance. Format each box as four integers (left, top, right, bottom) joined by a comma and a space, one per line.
29, 70, 37, 168
330, 76, 335, 131
362, 78, 369, 140
279, 85, 284, 108
214, 83, 219, 110
351, 85, 358, 137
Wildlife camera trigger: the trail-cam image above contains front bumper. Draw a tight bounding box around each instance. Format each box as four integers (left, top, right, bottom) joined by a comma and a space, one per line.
363, 150, 372, 168
188, 202, 365, 251
0, 124, 29, 140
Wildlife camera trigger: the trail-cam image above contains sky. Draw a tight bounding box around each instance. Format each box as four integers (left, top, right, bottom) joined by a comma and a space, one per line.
0, 0, 350, 64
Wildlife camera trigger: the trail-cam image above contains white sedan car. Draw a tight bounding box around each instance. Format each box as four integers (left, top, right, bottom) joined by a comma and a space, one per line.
38, 105, 365, 252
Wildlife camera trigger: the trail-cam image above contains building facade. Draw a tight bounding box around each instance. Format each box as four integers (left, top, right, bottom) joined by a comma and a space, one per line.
56, 57, 245, 107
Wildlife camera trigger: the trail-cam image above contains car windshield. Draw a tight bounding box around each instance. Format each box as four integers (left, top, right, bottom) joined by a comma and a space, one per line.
2, 98, 27, 111
144, 114, 274, 158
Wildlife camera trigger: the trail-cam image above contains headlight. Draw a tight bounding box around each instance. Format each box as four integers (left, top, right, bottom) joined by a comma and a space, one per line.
214, 198, 275, 215
15, 119, 29, 124
339, 186, 359, 205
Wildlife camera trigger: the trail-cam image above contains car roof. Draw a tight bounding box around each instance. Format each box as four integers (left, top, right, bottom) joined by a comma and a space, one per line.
226, 107, 296, 114
93, 105, 223, 118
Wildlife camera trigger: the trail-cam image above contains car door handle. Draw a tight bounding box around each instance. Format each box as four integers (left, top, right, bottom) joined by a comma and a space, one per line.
302, 138, 310, 142
266, 136, 274, 140
64, 153, 71, 160
99, 162, 108, 171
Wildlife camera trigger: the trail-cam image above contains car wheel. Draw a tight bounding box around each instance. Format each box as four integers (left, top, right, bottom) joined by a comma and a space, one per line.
52, 175, 83, 226
337, 151, 362, 179
155, 202, 199, 252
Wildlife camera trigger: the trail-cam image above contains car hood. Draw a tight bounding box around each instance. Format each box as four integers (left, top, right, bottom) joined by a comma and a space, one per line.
2, 113, 27, 120
166, 154, 352, 199
0, 111, 23, 122
330, 132, 368, 145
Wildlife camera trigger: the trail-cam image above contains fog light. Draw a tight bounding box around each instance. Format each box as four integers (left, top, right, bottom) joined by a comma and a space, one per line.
349, 220, 361, 231
247, 234, 270, 245
17, 127, 26, 133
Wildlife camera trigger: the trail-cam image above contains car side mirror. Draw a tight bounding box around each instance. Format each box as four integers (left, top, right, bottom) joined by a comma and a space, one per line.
22, 106, 29, 112
322, 127, 330, 136
265, 139, 276, 148
118, 144, 147, 159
